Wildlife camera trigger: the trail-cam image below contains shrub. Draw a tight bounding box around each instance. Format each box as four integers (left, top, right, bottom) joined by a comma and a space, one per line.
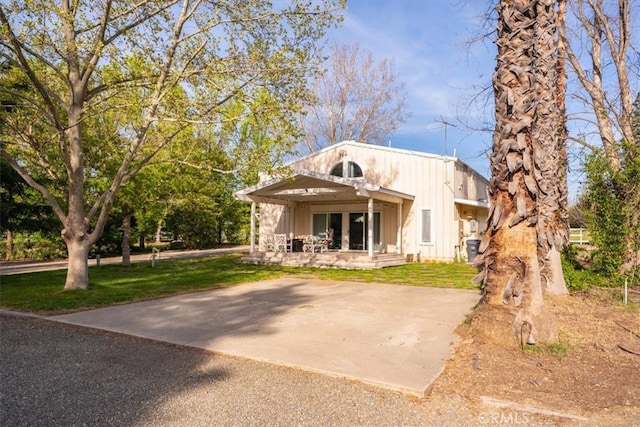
165, 198, 219, 249
562, 246, 608, 291
2, 231, 66, 261
582, 144, 640, 283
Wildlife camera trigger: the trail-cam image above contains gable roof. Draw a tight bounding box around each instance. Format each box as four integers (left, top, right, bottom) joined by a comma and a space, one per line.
292, 140, 458, 165
235, 169, 414, 206
289, 140, 489, 185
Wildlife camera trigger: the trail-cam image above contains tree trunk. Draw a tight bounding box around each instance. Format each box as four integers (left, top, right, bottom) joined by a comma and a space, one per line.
481, 213, 557, 345
533, 0, 569, 296
5, 229, 13, 261
64, 238, 91, 290
155, 222, 163, 244
122, 213, 132, 266
543, 0, 569, 296
543, 247, 567, 295
472, 0, 561, 346
63, 48, 91, 290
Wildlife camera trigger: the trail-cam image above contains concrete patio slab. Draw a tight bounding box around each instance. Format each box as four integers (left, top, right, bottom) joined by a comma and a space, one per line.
51, 278, 480, 396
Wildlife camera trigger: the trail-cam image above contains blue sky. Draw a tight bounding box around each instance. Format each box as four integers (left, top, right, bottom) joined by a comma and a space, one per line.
321, 0, 633, 203
325, 1, 497, 178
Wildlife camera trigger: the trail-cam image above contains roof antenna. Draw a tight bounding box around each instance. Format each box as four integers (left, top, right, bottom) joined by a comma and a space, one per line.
435, 117, 456, 156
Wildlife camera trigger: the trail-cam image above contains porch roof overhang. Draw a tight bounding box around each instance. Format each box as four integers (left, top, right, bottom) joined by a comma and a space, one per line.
235, 169, 415, 206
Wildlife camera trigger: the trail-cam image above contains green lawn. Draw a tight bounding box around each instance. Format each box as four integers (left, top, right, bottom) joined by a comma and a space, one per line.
0, 253, 479, 314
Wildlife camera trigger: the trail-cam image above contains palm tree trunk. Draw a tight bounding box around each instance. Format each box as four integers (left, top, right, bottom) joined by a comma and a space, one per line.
533, 0, 569, 295
472, 0, 561, 345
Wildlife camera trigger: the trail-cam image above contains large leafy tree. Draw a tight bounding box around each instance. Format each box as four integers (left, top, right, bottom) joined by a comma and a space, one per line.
0, 0, 343, 289
473, 0, 568, 345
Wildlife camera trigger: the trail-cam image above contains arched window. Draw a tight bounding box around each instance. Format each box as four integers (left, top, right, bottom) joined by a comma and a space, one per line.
329, 162, 343, 177
330, 161, 363, 178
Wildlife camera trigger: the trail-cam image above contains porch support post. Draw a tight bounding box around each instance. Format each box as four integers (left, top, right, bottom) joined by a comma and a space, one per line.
368, 197, 374, 259
397, 202, 402, 254
289, 205, 295, 239
250, 201, 256, 253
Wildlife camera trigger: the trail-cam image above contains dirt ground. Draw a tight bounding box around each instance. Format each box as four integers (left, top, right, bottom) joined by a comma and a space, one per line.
426, 287, 640, 425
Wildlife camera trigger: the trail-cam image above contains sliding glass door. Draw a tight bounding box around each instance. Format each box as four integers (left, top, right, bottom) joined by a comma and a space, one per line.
312, 213, 342, 249
348, 212, 380, 251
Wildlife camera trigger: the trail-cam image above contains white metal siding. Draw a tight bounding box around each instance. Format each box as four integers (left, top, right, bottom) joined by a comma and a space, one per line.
262, 141, 488, 261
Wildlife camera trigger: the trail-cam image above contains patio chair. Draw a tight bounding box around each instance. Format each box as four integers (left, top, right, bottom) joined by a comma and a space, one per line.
302, 235, 322, 253
303, 233, 327, 253
302, 235, 315, 253
273, 234, 291, 252
326, 228, 334, 249
316, 232, 328, 253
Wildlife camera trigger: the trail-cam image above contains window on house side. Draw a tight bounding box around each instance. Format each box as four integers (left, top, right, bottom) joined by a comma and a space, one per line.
421, 209, 432, 244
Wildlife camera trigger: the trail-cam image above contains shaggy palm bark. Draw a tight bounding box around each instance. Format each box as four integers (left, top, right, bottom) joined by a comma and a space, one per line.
472, 0, 563, 345
533, 0, 569, 295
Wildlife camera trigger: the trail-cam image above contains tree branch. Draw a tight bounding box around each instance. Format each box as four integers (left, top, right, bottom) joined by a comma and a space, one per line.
0, 147, 66, 224
0, 8, 67, 135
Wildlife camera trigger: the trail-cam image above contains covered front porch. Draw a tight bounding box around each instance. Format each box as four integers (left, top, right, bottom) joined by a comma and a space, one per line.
235, 169, 415, 268
240, 250, 408, 269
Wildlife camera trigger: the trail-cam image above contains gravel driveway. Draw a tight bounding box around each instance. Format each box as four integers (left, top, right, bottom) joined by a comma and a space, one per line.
1, 313, 479, 426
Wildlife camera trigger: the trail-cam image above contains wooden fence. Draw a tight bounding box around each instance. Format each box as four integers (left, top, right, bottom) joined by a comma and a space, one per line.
569, 228, 591, 245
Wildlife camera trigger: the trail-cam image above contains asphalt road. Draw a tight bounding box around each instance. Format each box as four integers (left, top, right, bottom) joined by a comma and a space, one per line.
0, 246, 250, 275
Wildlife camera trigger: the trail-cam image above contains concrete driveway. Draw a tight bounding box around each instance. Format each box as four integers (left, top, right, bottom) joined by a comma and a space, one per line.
52, 278, 480, 397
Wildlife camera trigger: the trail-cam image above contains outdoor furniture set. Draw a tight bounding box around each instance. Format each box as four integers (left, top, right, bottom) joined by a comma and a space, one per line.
265, 232, 333, 253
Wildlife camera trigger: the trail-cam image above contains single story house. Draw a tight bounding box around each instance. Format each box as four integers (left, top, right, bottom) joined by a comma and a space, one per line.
235, 140, 489, 268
